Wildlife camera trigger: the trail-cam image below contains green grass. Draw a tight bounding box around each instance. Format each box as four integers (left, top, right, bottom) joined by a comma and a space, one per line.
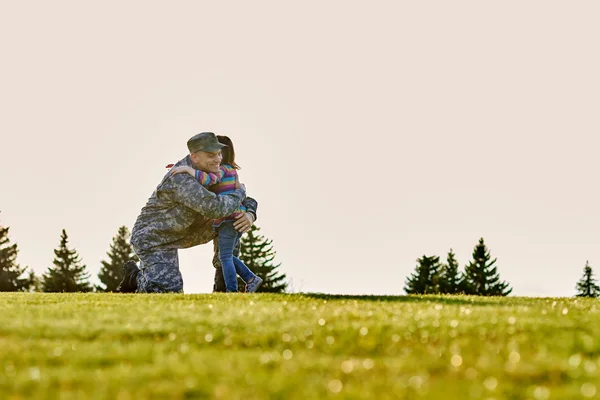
0, 293, 599, 399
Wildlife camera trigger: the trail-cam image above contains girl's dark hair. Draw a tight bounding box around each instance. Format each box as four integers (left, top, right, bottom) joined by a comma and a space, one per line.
217, 135, 240, 169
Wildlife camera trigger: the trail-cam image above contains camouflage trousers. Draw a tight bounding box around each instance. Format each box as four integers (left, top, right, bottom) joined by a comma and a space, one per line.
135, 248, 184, 293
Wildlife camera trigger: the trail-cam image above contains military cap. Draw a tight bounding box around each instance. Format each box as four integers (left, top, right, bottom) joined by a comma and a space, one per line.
187, 132, 226, 153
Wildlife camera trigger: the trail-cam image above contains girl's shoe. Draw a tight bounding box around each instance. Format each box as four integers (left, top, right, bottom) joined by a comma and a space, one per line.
245, 276, 263, 293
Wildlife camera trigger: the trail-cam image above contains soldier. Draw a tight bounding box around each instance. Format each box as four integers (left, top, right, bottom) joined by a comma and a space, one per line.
118, 132, 257, 293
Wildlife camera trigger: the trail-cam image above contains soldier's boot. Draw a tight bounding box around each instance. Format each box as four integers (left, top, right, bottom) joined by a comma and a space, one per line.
117, 261, 140, 293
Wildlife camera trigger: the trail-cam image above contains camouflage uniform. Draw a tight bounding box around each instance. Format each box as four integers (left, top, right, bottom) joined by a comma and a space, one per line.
131, 155, 257, 293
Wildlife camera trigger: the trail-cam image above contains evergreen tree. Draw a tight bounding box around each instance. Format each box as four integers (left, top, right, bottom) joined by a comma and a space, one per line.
26, 269, 42, 292
42, 229, 92, 292
439, 249, 461, 294
0, 223, 29, 291
97, 226, 138, 292
239, 225, 287, 293
576, 261, 600, 298
404, 255, 442, 294
461, 238, 511, 296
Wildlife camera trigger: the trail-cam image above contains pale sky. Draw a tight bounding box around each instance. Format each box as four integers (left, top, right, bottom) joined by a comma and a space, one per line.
1, 1, 598, 297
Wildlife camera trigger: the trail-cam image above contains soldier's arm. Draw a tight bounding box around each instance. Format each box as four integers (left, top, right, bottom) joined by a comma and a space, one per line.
162, 174, 246, 219
242, 197, 258, 222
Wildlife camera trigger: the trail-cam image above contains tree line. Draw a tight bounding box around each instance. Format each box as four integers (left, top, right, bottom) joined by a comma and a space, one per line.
2, 214, 597, 297
404, 237, 599, 298
0, 216, 287, 293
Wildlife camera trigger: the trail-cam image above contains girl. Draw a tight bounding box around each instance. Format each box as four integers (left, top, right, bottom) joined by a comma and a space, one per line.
170, 136, 262, 293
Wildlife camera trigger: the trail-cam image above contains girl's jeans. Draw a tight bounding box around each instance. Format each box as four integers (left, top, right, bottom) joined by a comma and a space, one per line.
217, 222, 257, 292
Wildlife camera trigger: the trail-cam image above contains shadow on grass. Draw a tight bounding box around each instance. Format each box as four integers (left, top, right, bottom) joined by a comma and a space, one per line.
295, 293, 502, 306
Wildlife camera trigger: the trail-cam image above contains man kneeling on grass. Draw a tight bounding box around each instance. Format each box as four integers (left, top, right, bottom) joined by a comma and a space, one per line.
118, 132, 257, 293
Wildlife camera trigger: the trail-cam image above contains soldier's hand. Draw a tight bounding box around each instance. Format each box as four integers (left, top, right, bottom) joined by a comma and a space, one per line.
233, 212, 255, 233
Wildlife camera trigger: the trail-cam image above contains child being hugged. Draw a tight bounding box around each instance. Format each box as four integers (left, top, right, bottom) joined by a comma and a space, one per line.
170, 136, 263, 293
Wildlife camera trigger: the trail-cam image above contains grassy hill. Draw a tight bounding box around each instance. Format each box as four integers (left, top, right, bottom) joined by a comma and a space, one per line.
0, 293, 598, 399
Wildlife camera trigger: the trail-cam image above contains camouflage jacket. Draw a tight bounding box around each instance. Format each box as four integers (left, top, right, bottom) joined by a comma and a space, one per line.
131, 155, 257, 252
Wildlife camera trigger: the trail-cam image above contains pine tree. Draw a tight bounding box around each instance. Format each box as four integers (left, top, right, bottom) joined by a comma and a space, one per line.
439, 249, 461, 294
576, 261, 600, 298
461, 238, 511, 296
0, 223, 29, 291
42, 229, 92, 292
26, 269, 42, 292
404, 255, 442, 294
97, 226, 138, 292
239, 225, 287, 293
